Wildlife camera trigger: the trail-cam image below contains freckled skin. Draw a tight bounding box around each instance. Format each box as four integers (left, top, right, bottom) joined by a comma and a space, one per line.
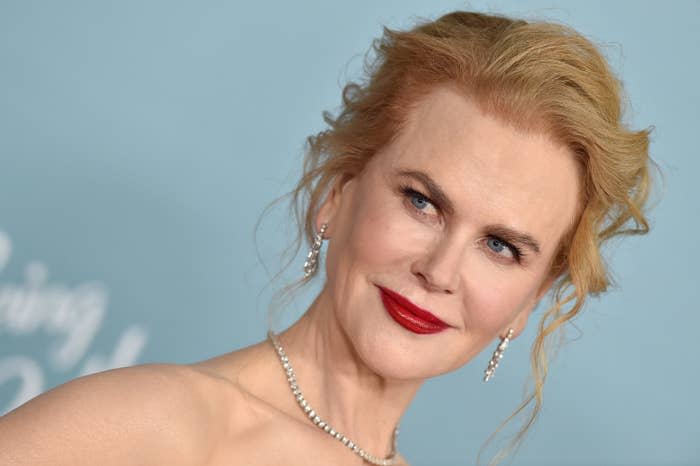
318, 84, 581, 380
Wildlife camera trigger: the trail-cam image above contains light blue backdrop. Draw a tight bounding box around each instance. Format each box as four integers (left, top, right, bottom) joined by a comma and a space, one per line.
1, 1, 698, 465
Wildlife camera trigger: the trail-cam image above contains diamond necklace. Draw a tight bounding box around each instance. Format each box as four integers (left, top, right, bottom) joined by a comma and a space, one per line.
267, 331, 401, 466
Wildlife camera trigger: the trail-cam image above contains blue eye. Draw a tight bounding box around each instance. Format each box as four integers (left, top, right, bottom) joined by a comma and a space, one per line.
400, 186, 437, 217
487, 237, 507, 253
410, 192, 430, 210
486, 237, 522, 261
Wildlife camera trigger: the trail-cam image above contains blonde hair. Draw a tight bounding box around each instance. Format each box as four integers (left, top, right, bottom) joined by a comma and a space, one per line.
267, 10, 658, 465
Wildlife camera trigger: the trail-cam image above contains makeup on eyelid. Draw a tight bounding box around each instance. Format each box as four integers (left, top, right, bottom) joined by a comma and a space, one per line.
397, 183, 525, 263
310, 84, 581, 382
394, 168, 543, 257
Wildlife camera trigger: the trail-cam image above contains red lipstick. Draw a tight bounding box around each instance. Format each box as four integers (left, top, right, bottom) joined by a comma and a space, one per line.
377, 285, 449, 334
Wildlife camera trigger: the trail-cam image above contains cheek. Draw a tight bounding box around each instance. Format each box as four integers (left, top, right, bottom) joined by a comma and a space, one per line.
324, 180, 430, 320
462, 271, 540, 335
345, 190, 430, 272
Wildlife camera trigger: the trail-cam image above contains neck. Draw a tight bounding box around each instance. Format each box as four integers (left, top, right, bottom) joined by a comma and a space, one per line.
275, 287, 423, 458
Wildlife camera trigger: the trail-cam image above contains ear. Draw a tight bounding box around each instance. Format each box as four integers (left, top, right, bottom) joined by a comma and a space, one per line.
315, 174, 355, 238
504, 273, 557, 339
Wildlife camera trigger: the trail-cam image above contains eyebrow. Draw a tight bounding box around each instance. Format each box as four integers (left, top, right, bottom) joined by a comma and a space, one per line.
395, 169, 542, 255
486, 224, 541, 255
396, 169, 456, 216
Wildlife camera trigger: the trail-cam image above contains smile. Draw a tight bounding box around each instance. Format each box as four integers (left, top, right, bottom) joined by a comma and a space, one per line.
377, 285, 450, 334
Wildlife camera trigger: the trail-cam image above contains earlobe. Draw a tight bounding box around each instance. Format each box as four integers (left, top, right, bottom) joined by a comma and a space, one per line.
314, 175, 355, 237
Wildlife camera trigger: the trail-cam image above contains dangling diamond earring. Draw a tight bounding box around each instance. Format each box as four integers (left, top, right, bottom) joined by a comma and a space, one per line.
303, 223, 328, 279
483, 328, 514, 382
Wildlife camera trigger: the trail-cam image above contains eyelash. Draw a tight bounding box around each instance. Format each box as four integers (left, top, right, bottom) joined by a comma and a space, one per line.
488, 237, 524, 263
398, 184, 525, 263
399, 184, 438, 217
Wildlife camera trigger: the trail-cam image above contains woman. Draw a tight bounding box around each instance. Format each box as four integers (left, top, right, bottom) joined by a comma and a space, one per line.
0, 10, 654, 466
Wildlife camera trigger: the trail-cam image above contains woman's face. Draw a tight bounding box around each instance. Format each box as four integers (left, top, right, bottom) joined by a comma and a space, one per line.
317, 84, 581, 380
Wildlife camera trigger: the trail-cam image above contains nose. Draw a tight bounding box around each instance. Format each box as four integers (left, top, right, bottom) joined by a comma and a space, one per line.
410, 234, 464, 294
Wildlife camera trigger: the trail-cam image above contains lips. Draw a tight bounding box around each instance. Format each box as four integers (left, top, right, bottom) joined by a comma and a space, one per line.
377, 285, 450, 334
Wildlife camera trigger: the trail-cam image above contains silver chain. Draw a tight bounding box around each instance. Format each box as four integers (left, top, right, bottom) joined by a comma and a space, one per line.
267, 331, 401, 465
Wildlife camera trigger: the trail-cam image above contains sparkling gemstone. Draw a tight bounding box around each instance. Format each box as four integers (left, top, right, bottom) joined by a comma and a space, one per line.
270, 333, 405, 466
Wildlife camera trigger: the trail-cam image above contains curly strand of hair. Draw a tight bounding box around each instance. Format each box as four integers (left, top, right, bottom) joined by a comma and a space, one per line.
256, 10, 659, 466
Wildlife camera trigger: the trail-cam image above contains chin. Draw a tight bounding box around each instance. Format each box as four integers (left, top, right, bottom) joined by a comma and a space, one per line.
331, 280, 474, 380
350, 325, 461, 381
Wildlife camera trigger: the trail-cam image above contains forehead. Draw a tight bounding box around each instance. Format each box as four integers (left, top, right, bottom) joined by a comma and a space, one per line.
373, 84, 582, 252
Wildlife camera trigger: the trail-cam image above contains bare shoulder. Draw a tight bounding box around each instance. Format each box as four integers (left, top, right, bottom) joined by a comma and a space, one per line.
0, 363, 233, 466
